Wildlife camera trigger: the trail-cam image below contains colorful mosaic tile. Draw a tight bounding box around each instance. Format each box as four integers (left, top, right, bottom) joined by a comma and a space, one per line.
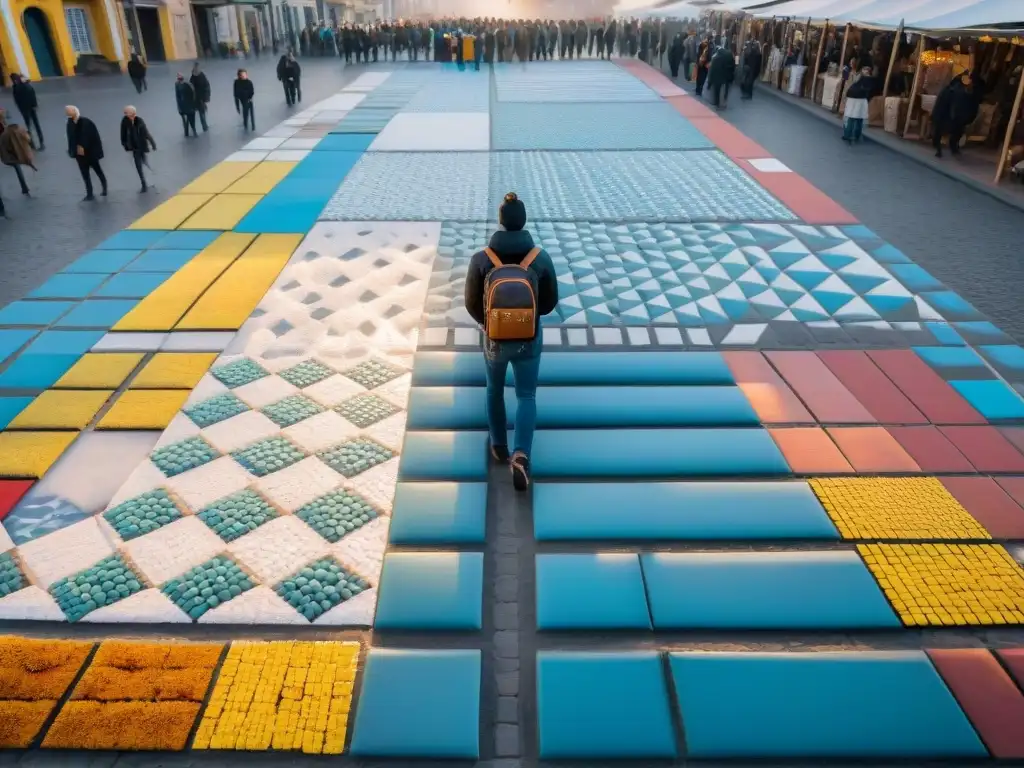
262, 395, 326, 428
161, 556, 254, 621
212, 358, 270, 388
274, 557, 370, 621
859, 543, 1024, 627
198, 489, 280, 543
317, 439, 394, 478
279, 360, 335, 389
295, 490, 380, 543
103, 489, 184, 541
342, 359, 404, 389
231, 437, 306, 478
184, 393, 250, 429
150, 437, 219, 478
810, 477, 991, 541
50, 555, 144, 622
335, 393, 399, 428
0, 551, 25, 597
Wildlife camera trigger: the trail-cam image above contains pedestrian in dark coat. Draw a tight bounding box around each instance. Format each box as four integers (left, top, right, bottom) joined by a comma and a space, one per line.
741, 41, 763, 98
708, 44, 736, 108
278, 52, 301, 106
127, 53, 147, 93
668, 33, 684, 78
120, 105, 156, 191
190, 62, 211, 132
682, 30, 697, 80
0, 109, 36, 195
65, 106, 107, 201
234, 69, 256, 131
933, 72, 981, 158
10, 74, 43, 149
175, 74, 198, 137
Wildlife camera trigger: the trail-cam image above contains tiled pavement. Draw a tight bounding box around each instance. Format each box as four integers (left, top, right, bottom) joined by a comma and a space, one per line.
4, 57, 1024, 763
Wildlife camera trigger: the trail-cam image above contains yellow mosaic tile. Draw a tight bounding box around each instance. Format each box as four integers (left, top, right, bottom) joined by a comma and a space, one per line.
54, 353, 144, 389
128, 194, 214, 230
193, 640, 359, 755
176, 234, 302, 331
114, 232, 255, 332
180, 194, 262, 230
7, 390, 113, 430
181, 161, 258, 194
130, 353, 218, 389
859, 543, 1024, 627
0, 432, 78, 477
223, 162, 297, 195
810, 477, 991, 541
96, 390, 188, 430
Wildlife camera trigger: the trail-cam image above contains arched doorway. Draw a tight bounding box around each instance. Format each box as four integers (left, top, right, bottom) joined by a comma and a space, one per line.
22, 8, 60, 77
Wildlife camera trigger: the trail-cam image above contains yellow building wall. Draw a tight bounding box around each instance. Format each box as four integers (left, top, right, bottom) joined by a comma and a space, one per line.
0, 10, 21, 84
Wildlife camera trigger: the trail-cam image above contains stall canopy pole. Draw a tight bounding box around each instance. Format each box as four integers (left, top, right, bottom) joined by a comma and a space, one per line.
881, 19, 905, 101
833, 22, 851, 113
809, 20, 828, 101
902, 34, 925, 137
994, 64, 1024, 182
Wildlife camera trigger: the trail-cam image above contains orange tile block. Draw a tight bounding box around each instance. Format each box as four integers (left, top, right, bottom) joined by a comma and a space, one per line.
827, 427, 921, 473
768, 427, 853, 474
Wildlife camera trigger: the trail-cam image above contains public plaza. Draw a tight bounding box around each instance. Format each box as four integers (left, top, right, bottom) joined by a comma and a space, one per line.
1, 51, 1024, 764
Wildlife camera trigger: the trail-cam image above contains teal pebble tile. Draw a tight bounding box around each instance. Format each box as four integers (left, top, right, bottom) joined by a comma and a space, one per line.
261, 394, 325, 428
49, 554, 144, 621
278, 359, 336, 388
317, 438, 394, 478
231, 436, 306, 477
103, 488, 184, 540
274, 557, 369, 621
198, 489, 279, 542
185, 393, 250, 428
150, 436, 220, 477
335, 393, 399, 428
211, 358, 270, 388
296, 489, 380, 543
161, 556, 254, 620
0, 552, 26, 598
343, 359, 404, 389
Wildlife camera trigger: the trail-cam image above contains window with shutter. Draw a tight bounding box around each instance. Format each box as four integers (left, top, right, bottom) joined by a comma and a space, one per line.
64, 7, 95, 54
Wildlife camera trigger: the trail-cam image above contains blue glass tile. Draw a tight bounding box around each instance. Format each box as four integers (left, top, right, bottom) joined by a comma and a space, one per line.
22, 330, 104, 356
92, 273, 169, 298
0, 301, 75, 327
0, 330, 36, 364
923, 322, 966, 346
389, 482, 487, 544
54, 300, 138, 329
536, 553, 651, 629
313, 133, 375, 151
0, 355, 79, 389
27, 273, 108, 300
124, 249, 200, 272
913, 346, 986, 369
921, 291, 982, 320
871, 243, 911, 263
950, 380, 1024, 420
96, 230, 168, 250
0, 397, 32, 430
150, 230, 220, 249
374, 552, 483, 630
64, 249, 142, 273
841, 224, 880, 242
980, 345, 1024, 373
887, 263, 944, 292
495, 61, 660, 102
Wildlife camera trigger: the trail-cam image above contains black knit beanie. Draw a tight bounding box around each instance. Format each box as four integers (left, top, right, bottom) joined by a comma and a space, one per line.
499, 192, 527, 231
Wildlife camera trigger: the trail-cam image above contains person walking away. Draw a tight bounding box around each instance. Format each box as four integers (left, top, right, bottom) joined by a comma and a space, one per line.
175, 74, 198, 137
667, 33, 684, 79
465, 193, 558, 492
66, 106, 107, 201
682, 29, 697, 80
695, 35, 711, 96
127, 53, 147, 93
0, 109, 36, 196
594, 23, 605, 58
10, 74, 43, 150
842, 64, 874, 144
234, 69, 255, 131
741, 40, 762, 98
190, 62, 211, 132
546, 21, 557, 59
933, 72, 980, 158
575, 20, 586, 58
279, 52, 300, 105
120, 105, 156, 192
708, 43, 735, 108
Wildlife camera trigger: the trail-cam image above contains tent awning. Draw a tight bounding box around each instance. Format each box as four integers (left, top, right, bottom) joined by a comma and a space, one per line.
910, 0, 1024, 32
749, 0, 875, 21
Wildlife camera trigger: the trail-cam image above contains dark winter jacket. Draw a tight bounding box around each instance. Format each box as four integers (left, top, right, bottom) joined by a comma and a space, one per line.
120, 115, 156, 154
175, 81, 197, 114
190, 71, 211, 104
934, 77, 981, 126
234, 78, 255, 110
67, 116, 104, 161
708, 47, 736, 86
127, 56, 146, 80
744, 45, 763, 78
846, 74, 875, 100
11, 80, 37, 112
669, 35, 683, 66
464, 229, 559, 337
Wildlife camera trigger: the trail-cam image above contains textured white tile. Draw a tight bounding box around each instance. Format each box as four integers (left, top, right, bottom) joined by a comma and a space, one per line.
314, 587, 376, 626
184, 374, 230, 407
369, 113, 489, 151
81, 588, 190, 623
283, 410, 359, 453
106, 459, 166, 507
420, 327, 449, 347
228, 515, 329, 585
687, 328, 713, 346
347, 72, 390, 89
453, 327, 480, 346
225, 150, 269, 162
154, 413, 202, 450
279, 138, 321, 150
255, 456, 341, 512
0, 586, 66, 621
347, 456, 400, 513
654, 327, 684, 345
331, 517, 388, 585
124, 516, 226, 586
593, 327, 623, 345
362, 412, 406, 453
722, 324, 768, 345
198, 585, 305, 624
626, 327, 651, 346
748, 158, 792, 173
566, 328, 588, 346
233, 375, 299, 409
266, 149, 310, 162
165, 456, 254, 512
315, 92, 367, 110
18, 519, 116, 589
374, 372, 412, 408
244, 137, 285, 150
261, 126, 300, 138
304, 373, 367, 405
161, 332, 235, 352
542, 327, 562, 346
202, 410, 280, 454
93, 332, 167, 352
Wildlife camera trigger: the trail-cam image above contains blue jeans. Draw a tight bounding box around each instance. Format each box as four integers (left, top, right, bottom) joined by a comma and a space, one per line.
843, 117, 864, 142
484, 338, 541, 456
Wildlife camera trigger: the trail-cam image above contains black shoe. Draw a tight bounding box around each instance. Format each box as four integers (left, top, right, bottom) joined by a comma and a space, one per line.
37, 145, 45, 151
511, 452, 530, 492
140, 185, 148, 193
83, 194, 95, 201
101, 189, 108, 197
490, 443, 509, 464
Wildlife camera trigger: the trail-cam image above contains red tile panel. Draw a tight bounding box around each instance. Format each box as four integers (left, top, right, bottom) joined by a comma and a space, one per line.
827, 427, 921, 473
750, 172, 859, 224
867, 350, 986, 425
888, 426, 975, 473
1001, 427, 1024, 454
688, 117, 770, 159
995, 649, 1024, 688
0, 479, 33, 521
665, 95, 716, 119
927, 649, 1024, 759
939, 426, 1024, 473
768, 428, 853, 474
765, 351, 874, 424
817, 351, 928, 424
722, 352, 814, 424
940, 477, 1024, 539
995, 477, 1024, 508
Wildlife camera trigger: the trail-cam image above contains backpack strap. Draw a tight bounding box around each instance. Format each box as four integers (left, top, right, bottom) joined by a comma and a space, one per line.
483, 247, 502, 268
521, 247, 541, 269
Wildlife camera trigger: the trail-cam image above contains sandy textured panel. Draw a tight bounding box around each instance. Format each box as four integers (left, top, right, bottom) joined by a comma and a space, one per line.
181, 162, 258, 194
97, 391, 190, 430
128, 195, 214, 230
223, 162, 297, 195
180, 195, 263, 230
131, 353, 219, 389
0, 432, 79, 478
54, 353, 144, 389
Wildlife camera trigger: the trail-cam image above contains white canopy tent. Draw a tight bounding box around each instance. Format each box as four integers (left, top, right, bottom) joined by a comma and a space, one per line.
748, 0, 876, 21
911, 0, 1024, 32
829, 0, 939, 28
